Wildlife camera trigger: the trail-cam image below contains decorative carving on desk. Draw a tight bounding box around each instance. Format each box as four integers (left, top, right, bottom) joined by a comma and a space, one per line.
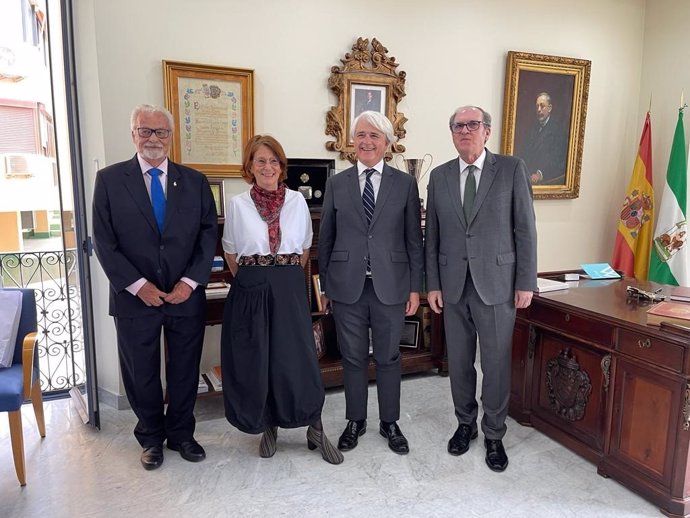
683, 383, 690, 432
527, 325, 537, 359
545, 348, 592, 421
601, 354, 611, 392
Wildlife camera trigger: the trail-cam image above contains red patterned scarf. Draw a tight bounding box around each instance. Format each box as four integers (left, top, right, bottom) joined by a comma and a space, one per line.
250, 182, 286, 255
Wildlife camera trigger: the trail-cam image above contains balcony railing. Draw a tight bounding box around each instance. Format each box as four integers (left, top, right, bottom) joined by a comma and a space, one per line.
1, 249, 84, 395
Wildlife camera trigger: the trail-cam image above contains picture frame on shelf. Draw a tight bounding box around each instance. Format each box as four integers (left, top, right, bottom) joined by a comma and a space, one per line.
500, 51, 591, 200
312, 274, 324, 312
286, 158, 335, 208
162, 60, 254, 178
325, 37, 407, 163
312, 319, 326, 359
207, 178, 225, 222
399, 319, 420, 349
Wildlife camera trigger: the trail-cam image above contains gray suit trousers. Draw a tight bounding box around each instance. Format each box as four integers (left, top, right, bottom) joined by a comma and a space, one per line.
332, 279, 405, 423
443, 275, 515, 440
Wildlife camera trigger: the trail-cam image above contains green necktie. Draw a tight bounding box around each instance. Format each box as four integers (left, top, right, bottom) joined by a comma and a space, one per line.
463, 165, 477, 220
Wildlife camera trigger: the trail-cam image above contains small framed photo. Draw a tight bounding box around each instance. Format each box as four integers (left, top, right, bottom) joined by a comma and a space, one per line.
312, 319, 326, 359
207, 178, 225, 222
286, 158, 335, 208
312, 274, 324, 312
399, 319, 420, 349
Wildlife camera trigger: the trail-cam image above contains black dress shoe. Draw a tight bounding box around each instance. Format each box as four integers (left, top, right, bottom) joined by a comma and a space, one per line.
379, 421, 409, 455
338, 420, 366, 451
168, 439, 206, 462
448, 424, 478, 456
141, 445, 164, 470
484, 438, 508, 472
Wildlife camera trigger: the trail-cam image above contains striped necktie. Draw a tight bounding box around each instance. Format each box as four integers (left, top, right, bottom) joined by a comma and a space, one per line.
463, 165, 476, 220
362, 168, 376, 272
148, 168, 166, 233
362, 168, 376, 225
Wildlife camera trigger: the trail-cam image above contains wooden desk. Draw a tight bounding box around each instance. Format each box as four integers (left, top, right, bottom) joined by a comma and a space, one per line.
511, 277, 690, 517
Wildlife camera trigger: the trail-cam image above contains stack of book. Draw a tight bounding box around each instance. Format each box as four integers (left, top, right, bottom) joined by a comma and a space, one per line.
646, 301, 690, 328
535, 277, 570, 293
206, 365, 222, 391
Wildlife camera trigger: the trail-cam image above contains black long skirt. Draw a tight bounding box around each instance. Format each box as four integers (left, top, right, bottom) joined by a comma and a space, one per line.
220, 265, 324, 434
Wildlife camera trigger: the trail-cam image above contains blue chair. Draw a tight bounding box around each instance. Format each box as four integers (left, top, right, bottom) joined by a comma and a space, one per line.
0, 288, 45, 486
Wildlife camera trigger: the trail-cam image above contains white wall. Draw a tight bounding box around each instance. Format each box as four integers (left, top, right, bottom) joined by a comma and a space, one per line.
74, 0, 648, 403
639, 0, 690, 189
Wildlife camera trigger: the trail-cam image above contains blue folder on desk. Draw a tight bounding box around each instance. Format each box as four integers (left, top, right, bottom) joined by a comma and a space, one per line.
581, 263, 621, 279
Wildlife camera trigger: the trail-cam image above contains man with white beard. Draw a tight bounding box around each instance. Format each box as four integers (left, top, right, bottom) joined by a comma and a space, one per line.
92, 104, 217, 471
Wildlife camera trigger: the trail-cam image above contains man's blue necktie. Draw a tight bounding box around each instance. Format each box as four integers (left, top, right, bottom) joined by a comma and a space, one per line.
148, 168, 166, 233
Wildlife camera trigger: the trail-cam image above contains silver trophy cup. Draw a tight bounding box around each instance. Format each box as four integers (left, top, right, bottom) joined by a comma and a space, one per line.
396, 153, 433, 184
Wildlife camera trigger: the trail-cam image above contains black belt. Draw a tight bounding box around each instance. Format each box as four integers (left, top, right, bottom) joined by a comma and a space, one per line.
238, 253, 301, 267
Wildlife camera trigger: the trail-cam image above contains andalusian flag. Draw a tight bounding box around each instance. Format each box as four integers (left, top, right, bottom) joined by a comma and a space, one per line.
649, 108, 689, 286
612, 112, 653, 279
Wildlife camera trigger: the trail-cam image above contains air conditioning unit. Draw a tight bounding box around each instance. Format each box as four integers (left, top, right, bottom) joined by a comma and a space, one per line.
3, 154, 33, 178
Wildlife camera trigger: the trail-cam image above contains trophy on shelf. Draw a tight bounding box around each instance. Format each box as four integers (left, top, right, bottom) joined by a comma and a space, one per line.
396, 154, 433, 185
396, 154, 433, 212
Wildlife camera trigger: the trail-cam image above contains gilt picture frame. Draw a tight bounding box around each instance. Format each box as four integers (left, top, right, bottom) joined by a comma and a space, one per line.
501, 51, 591, 199
326, 37, 407, 163
163, 60, 254, 178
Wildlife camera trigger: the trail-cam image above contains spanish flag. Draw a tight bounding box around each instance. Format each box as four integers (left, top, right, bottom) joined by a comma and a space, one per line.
612, 112, 654, 279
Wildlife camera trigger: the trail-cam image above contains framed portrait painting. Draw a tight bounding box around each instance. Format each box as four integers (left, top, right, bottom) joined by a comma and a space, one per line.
501, 51, 591, 199
163, 60, 254, 178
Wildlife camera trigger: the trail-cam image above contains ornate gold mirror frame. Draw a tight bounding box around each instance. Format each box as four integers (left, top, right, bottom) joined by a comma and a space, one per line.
325, 37, 407, 163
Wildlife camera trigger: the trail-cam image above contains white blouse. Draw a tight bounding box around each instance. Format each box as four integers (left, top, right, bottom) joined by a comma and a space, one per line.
222, 188, 313, 256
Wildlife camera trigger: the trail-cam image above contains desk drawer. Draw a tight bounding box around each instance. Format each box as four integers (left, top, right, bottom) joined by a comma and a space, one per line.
616, 329, 684, 372
530, 305, 613, 345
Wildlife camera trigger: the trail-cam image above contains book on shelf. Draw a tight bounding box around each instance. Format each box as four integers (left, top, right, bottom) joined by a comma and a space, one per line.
206, 281, 230, 300
669, 286, 690, 302
535, 277, 570, 293
197, 374, 209, 394
646, 301, 690, 327
206, 365, 222, 391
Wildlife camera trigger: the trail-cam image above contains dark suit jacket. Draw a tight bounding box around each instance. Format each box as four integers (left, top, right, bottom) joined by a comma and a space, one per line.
92, 155, 217, 318
425, 150, 537, 306
517, 118, 568, 184
318, 163, 423, 305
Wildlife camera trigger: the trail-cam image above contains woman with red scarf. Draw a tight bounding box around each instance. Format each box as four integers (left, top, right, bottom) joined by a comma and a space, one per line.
220, 135, 343, 465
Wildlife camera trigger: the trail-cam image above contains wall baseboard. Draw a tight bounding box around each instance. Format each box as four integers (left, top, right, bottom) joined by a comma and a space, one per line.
97, 387, 130, 410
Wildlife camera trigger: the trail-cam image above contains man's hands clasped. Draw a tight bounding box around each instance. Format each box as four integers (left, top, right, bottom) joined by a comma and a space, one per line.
137, 280, 193, 306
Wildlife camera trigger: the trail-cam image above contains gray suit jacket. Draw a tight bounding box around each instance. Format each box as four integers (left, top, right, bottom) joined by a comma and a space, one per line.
318, 163, 424, 305
425, 150, 537, 306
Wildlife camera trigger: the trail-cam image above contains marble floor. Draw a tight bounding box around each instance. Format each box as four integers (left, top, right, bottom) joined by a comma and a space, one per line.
0, 373, 660, 518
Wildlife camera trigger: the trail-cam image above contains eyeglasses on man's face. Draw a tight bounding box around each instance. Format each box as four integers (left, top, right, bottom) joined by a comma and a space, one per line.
253, 158, 281, 168
136, 127, 172, 138
450, 121, 484, 133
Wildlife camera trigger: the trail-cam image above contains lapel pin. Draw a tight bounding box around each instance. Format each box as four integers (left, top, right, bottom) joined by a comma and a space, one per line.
173, 181, 177, 187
